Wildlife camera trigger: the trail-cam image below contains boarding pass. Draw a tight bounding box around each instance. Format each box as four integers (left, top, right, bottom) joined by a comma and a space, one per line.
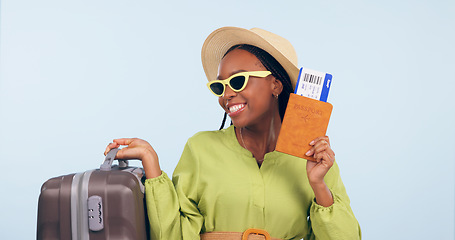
294, 67, 332, 102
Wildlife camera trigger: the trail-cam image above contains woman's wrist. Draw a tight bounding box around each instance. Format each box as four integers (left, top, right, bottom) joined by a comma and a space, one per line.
142, 148, 162, 179
310, 181, 334, 207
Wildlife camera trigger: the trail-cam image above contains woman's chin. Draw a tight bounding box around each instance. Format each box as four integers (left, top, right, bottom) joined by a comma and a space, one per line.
230, 119, 243, 128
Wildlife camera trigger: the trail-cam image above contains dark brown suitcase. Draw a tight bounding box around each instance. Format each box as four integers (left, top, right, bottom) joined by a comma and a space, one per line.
37, 149, 149, 240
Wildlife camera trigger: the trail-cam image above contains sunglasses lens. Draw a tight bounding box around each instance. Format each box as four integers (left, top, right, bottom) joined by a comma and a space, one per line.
210, 82, 224, 96
230, 76, 246, 91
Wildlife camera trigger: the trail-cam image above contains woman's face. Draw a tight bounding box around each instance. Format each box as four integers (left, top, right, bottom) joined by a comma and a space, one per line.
217, 49, 282, 128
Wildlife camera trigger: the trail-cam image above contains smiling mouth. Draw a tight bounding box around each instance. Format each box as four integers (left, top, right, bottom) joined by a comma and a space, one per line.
228, 104, 245, 114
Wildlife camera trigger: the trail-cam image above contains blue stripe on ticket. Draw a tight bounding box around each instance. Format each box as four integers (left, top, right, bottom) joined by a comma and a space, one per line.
319, 73, 332, 102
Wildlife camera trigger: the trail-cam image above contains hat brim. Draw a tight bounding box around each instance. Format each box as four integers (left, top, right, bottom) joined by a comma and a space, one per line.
201, 27, 299, 89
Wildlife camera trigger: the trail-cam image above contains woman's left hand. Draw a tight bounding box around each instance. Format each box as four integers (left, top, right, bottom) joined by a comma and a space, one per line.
305, 136, 335, 206
305, 136, 335, 185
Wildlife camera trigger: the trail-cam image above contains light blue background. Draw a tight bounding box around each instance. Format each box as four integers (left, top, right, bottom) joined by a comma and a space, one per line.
1, 0, 454, 239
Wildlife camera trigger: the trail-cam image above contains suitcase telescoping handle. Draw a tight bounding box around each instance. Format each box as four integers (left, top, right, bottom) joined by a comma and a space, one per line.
100, 148, 128, 171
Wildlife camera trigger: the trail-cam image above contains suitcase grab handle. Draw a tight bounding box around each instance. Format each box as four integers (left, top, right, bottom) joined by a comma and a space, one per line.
100, 148, 128, 171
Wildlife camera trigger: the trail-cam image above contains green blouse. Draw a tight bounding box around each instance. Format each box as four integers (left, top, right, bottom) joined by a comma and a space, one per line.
145, 126, 361, 240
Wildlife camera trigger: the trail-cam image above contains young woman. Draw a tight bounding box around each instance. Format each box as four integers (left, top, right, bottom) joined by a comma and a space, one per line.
105, 27, 361, 240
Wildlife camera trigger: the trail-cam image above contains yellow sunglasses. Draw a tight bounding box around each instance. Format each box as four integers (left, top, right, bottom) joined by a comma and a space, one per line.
207, 71, 272, 97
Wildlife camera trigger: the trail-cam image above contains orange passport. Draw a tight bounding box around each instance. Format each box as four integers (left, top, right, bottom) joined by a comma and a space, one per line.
276, 93, 333, 161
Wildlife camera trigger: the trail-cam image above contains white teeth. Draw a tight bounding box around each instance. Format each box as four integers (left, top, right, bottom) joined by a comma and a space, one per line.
229, 104, 245, 113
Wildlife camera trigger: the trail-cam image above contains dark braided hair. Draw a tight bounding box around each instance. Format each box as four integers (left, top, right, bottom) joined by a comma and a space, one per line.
218, 44, 294, 130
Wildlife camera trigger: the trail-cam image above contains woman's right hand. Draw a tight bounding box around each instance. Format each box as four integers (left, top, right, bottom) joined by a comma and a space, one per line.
104, 138, 162, 179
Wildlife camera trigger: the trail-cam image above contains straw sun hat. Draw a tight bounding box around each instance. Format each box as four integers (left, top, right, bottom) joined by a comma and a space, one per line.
201, 26, 300, 88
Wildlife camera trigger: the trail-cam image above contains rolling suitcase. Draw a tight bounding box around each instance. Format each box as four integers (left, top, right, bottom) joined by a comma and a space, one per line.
37, 149, 149, 240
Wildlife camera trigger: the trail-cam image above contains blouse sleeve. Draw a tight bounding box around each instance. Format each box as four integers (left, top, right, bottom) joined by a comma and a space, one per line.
309, 162, 362, 240
144, 141, 204, 240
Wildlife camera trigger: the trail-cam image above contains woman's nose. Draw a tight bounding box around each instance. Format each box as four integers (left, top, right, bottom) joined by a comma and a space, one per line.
223, 85, 237, 98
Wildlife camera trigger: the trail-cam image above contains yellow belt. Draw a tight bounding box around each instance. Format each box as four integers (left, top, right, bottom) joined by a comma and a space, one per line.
200, 228, 283, 240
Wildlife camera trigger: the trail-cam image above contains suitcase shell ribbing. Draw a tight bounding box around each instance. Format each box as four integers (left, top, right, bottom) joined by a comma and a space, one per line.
37, 150, 149, 240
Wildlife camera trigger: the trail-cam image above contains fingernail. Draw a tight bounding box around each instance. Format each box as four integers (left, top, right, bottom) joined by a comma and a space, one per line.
310, 140, 315, 145
305, 150, 312, 156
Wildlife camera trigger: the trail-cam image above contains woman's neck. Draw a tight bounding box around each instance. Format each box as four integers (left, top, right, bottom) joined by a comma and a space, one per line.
237, 112, 282, 166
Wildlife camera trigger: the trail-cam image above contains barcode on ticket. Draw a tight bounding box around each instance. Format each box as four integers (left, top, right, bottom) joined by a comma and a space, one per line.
294, 67, 332, 102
